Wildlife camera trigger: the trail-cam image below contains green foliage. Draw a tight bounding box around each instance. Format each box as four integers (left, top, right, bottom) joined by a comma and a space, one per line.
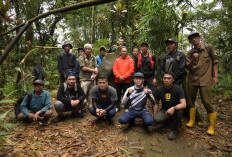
212, 74, 232, 99
0, 109, 16, 136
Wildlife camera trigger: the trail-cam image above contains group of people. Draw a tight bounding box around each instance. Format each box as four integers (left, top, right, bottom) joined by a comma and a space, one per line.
16, 31, 219, 140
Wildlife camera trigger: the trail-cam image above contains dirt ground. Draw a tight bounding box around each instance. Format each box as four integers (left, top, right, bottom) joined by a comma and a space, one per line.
1, 94, 231, 157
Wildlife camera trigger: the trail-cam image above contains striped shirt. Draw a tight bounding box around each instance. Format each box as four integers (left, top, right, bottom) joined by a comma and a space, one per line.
121, 85, 155, 110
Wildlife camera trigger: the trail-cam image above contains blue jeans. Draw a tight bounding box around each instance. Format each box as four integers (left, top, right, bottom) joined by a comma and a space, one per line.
118, 108, 153, 126
89, 106, 116, 118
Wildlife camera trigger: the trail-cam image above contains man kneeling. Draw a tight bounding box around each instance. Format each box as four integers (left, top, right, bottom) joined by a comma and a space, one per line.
153, 72, 186, 140
17, 80, 52, 125
118, 72, 154, 127
89, 75, 117, 121
53, 71, 86, 123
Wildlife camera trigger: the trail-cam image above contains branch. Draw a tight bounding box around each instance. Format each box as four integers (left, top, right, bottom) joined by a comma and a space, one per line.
0, 0, 116, 37
0, 0, 117, 66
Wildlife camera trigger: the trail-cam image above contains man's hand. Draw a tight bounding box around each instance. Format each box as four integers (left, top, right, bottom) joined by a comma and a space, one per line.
32, 111, 41, 121
28, 113, 34, 119
166, 107, 175, 115
213, 77, 218, 86
192, 53, 199, 59
152, 78, 157, 86
99, 109, 106, 117
128, 88, 134, 93
94, 69, 99, 74
71, 100, 80, 107
92, 75, 97, 80
96, 108, 100, 116
144, 88, 148, 94
119, 76, 124, 81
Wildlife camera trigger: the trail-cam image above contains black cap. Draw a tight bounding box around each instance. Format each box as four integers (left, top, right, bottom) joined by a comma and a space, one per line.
99, 46, 106, 51
188, 32, 200, 40
33, 80, 44, 85
165, 38, 177, 44
78, 48, 84, 52
62, 41, 73, 49
140, 42, 149, 47
134, 72, 144, 78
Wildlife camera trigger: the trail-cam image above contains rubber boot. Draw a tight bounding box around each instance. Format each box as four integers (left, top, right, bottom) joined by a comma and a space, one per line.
206, 112, 217, 135
186, 108, 196, 127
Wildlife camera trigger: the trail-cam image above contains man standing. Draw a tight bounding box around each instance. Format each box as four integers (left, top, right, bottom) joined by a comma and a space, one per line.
130, 47, 140, 62
53, 71, 86, 123
118, 72, 154, 127
79, 43, 98, 108
153, 72, 186, 140
186, 32, 219, 135
161, 38, 186, 85
89, 75, 117, 121
17, 80, 52, 125
135, 42, 157, 96
96, 46, 106, 70
76, 48, 85, 84
113, 47, 134, 111
58, 41, 76, 83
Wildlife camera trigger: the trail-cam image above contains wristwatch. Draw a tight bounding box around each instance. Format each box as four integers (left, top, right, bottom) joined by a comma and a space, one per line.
174, 106, 178, 110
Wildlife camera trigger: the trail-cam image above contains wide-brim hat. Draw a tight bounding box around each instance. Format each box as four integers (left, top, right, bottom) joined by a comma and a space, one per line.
188, 32, 200, 40
62, 41, 73, 49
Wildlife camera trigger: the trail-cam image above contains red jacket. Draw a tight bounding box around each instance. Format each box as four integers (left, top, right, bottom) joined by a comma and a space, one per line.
113, 56, 135, 83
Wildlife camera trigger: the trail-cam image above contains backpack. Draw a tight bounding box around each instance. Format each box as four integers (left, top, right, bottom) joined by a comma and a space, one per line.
63, 82, 78, 92
14, 93, 32, 117
137, 52, 155, 70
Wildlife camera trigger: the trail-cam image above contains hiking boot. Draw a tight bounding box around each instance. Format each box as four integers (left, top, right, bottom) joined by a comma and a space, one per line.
71, 112, 79, 117
52, 116, 64, 123
128, 119, 135, 127
168, 130, 178, 140
80, 109, 86, 117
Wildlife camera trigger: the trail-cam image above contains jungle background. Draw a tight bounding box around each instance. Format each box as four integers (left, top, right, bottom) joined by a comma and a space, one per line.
0, 0, 231, 156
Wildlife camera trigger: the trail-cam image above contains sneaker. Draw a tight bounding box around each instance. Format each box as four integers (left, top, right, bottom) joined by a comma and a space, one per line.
52, 116, 64, 123
168, 130, 178, 140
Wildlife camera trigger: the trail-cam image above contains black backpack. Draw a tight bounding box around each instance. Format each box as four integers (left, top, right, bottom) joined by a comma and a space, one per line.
14, 93, 32, 117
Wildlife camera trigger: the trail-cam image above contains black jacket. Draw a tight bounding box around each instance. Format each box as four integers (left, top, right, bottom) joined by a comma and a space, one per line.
161, 51, 186, 85
57, 83, 85, 106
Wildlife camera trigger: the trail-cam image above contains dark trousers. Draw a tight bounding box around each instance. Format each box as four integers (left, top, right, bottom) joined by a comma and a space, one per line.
144, 78, 157, 97
154, 109, 183, 130
115, 83, 130, 109
89, 105, 116, 118
188, 84, 215, 113
17, 110, 52, 123
119, 108, 153, 126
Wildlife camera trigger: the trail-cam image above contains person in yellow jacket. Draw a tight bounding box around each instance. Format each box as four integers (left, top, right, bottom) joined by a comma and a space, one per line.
186, 32, 219, 135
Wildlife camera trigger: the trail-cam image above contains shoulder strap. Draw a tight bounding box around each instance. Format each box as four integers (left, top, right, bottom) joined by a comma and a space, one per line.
74, 83, 77, 92
137, 53, 142, 69
63, 83, 67, 92
204, 44, 213, 60
148, 52, 155, 70
27, 93, 32, 108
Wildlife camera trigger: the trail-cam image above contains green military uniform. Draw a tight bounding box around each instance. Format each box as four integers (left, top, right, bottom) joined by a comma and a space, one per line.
186, 43, 219, 113
79, 54, 98, 81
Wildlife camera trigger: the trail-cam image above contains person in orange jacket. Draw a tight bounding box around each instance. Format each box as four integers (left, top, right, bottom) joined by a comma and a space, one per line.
113, 46, 135, 111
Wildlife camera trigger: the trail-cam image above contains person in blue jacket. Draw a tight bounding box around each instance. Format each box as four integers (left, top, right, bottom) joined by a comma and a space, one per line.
17, 80, 52, 124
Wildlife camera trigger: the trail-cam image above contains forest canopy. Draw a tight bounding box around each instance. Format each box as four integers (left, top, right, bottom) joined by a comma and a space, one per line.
0, 0, 231, 97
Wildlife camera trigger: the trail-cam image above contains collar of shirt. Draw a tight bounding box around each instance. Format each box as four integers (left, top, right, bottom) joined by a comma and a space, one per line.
33, 90, 44, 97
